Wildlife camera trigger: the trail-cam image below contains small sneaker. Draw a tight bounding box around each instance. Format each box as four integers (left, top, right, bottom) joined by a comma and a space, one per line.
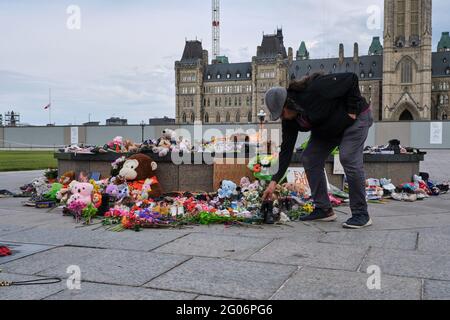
343, 215, 373, 229
300, 208, 337, 222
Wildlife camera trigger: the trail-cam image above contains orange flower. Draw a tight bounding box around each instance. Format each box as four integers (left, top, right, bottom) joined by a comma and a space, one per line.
253, 164, 262, 173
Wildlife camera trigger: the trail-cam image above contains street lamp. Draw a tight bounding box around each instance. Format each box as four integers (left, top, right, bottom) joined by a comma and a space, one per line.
257, 110, 267, 154
140, 121, 145, 143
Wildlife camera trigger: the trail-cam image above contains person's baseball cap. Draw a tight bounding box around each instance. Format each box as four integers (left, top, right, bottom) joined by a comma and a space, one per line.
265, 87, 288, 121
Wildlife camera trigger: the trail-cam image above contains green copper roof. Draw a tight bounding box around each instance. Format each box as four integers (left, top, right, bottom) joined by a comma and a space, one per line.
368, 36, 383, 55
215, 56, 229, 64
438, 32, 450, 51
297, 41, 309, 60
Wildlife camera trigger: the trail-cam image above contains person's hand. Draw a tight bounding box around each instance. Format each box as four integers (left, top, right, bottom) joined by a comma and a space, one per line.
348, 113, 357, 120
262, 181, 277, 201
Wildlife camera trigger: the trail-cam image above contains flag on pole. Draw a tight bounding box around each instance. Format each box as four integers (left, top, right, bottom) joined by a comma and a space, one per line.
44, 103, 51, 110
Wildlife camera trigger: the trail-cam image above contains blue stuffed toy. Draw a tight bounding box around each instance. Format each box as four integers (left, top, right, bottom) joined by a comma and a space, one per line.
218, 180, 237, 199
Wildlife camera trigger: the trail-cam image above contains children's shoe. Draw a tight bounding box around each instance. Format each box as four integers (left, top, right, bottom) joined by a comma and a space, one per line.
300, 208, 337, 222
343, 216, 373, 229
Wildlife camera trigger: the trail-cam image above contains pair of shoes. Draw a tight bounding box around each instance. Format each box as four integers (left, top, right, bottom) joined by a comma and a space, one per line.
261, 201, 275, 225
0, 246, 12, 257
299, 208, 337, 222
391, 192, 417, 202
343, 216, 373, 229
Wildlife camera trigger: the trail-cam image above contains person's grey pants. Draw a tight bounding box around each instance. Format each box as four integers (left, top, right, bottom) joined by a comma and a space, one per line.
302, 110, 374, 217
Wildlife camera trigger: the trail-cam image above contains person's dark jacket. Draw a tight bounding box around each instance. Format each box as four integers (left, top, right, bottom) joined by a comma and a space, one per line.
271, 72, 369, 183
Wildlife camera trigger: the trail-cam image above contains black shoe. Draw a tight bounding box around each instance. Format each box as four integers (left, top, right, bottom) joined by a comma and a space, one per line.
343, 215, 373, 229
299, 208, 337, 222
261, 201, 275, 225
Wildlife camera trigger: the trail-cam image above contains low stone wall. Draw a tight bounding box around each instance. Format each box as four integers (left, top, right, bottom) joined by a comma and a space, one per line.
55, 152, 425, 192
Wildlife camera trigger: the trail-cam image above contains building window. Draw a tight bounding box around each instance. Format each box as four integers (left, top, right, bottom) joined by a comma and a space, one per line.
397, 0, 406, 37
446, 67, 450, 75
239, 97, 242, 106
235, 111, 240, 123
410, 0, 419, 37
401, 59, 413, 84
182, 113, 187, 123
204, 112, 209, 123
207, 74, 211, 80
237, 73, 241, 78
190, 113, 195, 123
246, 96, 250, 106
247, 72, 251, 78
360, 72, 365, 79
207, 98, 210, 107
247, 112, 252, 123
217, 74, 221, 79
216, 113, 221, 123
226, 112, 231, 123
227, 73, 231, 79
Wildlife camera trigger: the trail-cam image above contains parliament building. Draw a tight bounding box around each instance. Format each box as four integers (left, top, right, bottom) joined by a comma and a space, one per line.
175, 0, 450, 124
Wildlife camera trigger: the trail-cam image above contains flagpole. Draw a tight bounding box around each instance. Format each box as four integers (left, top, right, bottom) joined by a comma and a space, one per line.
49, 88, 52, 126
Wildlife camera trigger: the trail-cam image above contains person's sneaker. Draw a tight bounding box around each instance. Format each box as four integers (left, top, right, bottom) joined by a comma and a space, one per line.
343, 215, 373, 229
300, 208, 337, 222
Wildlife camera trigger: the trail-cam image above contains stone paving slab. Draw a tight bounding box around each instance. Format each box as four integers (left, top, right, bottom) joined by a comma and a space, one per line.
0, 273, 65, 300
0, 246, 100, 275
423, 280, 450, 300
0, 242, 55, 265
145, 257, 297, 300
271, 267, 422, 300
37, 249, 190, 287
417, 228, 450, 254
154, 233, 274, 259
248, 238, 368, 271
319, 230, 418, 250
361, 248, 450, 281
44, 282, 197, 300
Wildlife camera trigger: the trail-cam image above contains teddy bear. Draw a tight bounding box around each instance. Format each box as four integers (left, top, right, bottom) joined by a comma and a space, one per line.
58, 171, 75, 187
118, 154, 162, 198
67, 182, 93, 206
124, 139, 139, 153
57, 180, 78, 204
218, 180, 237, 199
152, 129, 176, 157
32, 177, 52, 196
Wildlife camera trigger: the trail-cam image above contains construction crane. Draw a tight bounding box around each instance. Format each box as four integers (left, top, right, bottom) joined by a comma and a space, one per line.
212, 0, 220, 61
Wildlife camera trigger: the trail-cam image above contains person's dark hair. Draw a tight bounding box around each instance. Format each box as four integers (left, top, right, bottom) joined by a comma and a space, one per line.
285, 72, 324, 112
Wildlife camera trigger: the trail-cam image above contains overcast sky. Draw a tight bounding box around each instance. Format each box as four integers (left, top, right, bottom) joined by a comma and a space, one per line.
0, 0, 448, 125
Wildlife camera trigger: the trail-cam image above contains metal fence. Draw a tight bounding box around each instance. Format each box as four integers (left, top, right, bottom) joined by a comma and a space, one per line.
0, 121, 449, 150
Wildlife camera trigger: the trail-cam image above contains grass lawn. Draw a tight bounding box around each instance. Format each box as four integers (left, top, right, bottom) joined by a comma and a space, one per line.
0, 150, 57, 172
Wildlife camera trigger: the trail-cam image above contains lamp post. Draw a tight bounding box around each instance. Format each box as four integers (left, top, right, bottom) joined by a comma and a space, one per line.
257, 109, 266, 155
140, 121, 145, 143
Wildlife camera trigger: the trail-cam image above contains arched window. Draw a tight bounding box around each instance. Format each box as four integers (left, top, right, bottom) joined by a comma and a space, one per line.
410, 0, 419, 37
216, 113, 221, 123
399, 110, 414, 121
235, 111, 240, 123
248, 112, 252, 123
226, 112, 231, 123
190, 112, 195, 123
204, 112, 209, 123
397, 0, 406, 38
401, 59, 413, 84
182, 113, 187, 123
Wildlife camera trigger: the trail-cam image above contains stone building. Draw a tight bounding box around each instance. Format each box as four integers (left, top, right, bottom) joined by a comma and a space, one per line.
175, 0, 450, 124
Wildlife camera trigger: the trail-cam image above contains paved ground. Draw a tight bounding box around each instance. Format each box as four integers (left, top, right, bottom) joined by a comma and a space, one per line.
0, 152, 449, 301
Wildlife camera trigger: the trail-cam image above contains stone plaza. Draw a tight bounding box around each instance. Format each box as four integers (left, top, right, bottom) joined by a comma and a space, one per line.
1, 150, 449, 300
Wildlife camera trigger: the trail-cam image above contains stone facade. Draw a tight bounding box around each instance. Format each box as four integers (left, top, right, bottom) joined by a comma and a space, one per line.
175, 0, 450, 124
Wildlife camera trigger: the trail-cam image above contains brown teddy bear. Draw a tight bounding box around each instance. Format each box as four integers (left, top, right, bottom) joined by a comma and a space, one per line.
118, 154, 162, 198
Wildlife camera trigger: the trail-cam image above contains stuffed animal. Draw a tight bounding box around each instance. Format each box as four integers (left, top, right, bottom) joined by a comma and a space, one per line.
124, 139, 139, 153
32, 177, 51, 196
118, 154, 162, 198
218, 180, 237, 199
117, 184, 129, 200
59, 171, 75, 187
105, 184, 119, 197
67, 182, 93, 206
44, 183, 63, 201
57, 180, 77, 203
